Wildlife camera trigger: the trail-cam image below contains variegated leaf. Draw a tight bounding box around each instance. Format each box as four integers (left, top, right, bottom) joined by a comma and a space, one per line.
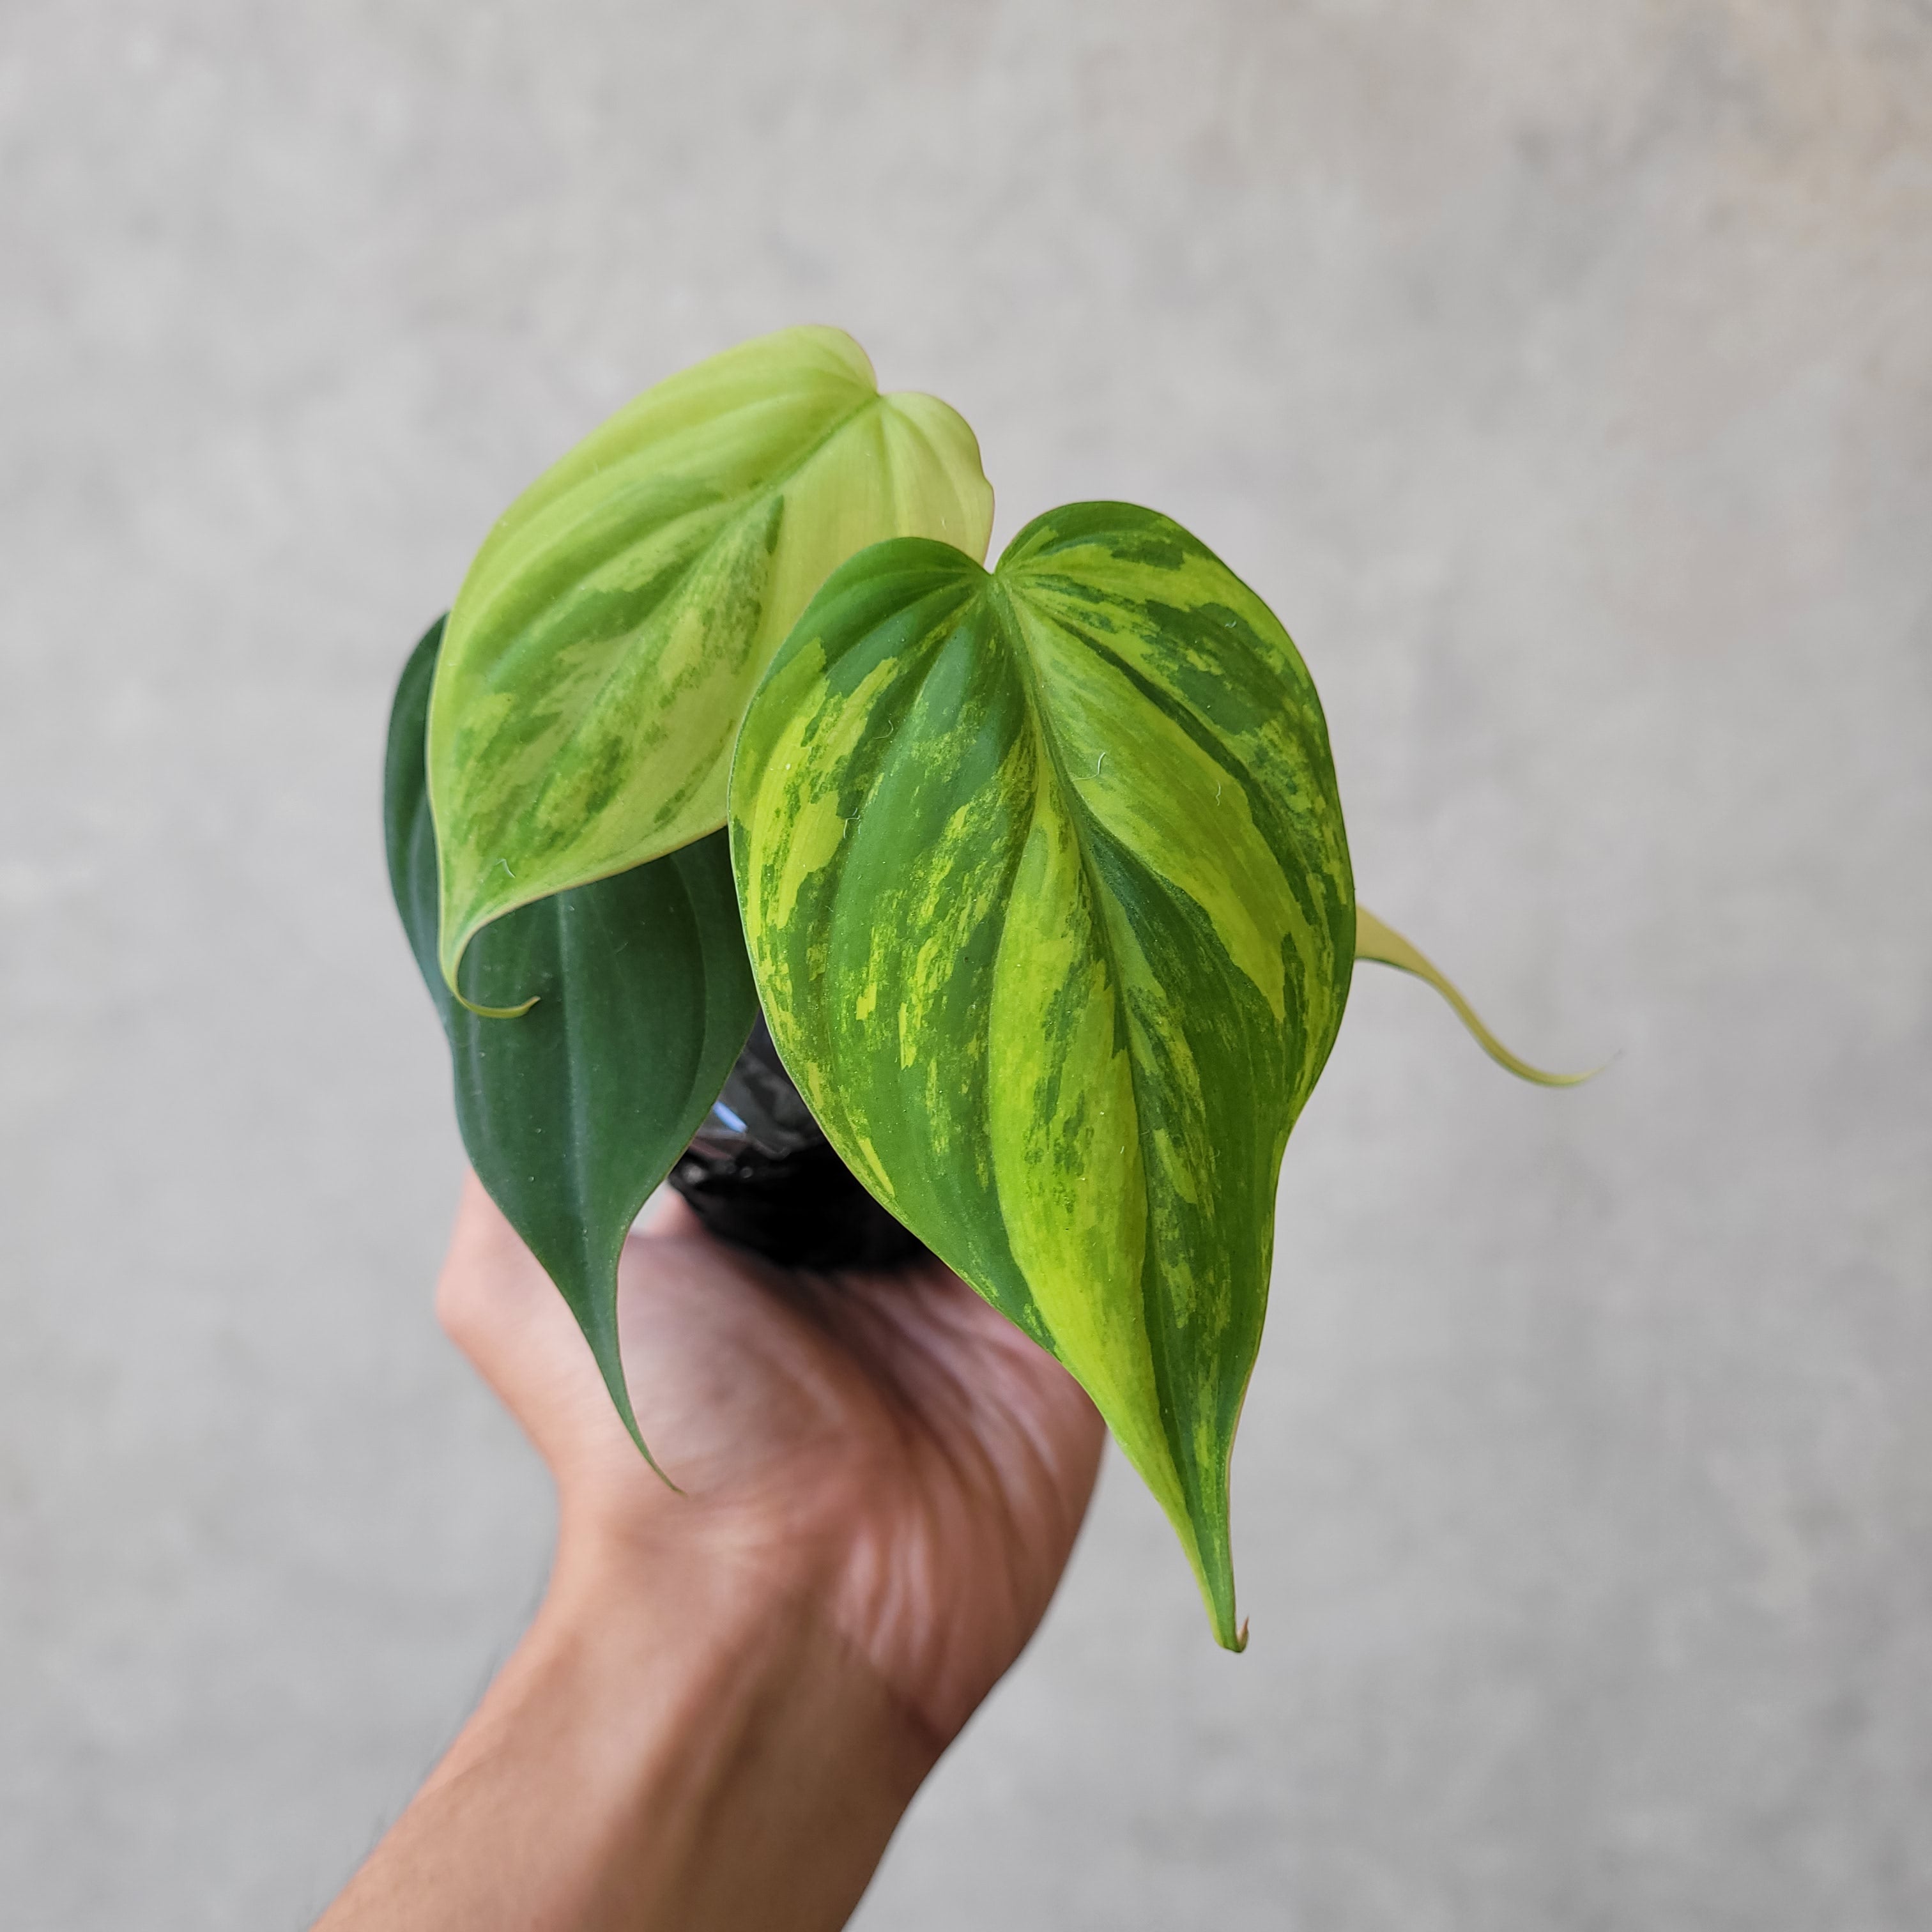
730, 504, 1355, 1648
429, 325, 993, 1011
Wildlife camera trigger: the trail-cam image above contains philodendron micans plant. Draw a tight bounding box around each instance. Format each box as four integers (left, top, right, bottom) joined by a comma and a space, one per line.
383, 324, 1583, 1651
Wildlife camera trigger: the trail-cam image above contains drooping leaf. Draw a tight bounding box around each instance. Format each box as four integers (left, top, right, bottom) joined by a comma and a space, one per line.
387, 618, 756, 1469
1354, 907, 1595, 1085
429, 325, 994, 1010
730, 505, 1355, 1648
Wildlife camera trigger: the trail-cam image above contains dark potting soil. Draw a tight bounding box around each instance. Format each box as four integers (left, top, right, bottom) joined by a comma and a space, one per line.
668, 1017, 928, 1272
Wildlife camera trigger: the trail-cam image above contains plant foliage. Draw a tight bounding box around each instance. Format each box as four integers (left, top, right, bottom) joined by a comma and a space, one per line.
427, 325, 993, 1011
386, 617, 756, 1469
388, 328, 1587, 1647
730, 506, 1356, 1646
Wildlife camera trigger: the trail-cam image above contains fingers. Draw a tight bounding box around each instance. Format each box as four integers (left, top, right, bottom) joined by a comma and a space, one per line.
1018, 1347, 1107, 1525
948, 1277, 1107, 1522
863, 1264, 1107, 1533
634, 1185, 705, 1240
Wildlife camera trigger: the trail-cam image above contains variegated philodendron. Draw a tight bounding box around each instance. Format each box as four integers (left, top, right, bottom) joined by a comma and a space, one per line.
427, 324, 993, 1015
392, 326, 1583, 1648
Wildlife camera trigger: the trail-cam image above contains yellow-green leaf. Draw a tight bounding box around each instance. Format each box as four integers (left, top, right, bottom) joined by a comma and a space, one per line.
730, 504, 1355, 1648
429, 325, 993, 1007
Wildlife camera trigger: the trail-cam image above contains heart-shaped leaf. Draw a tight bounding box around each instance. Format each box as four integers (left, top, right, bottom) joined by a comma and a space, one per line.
730, 504, 1356, 1647
429, 325, 993, 1010
387, 618, 756, 1469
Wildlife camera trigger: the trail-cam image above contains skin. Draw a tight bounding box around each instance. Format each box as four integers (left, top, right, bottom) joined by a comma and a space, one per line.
315, 1175, 1105, 1932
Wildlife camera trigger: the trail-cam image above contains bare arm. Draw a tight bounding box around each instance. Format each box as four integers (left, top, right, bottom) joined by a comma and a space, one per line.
316, 1176, 1103, 1931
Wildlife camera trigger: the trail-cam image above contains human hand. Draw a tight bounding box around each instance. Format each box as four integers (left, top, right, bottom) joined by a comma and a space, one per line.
320, 1177, 1101, 1932
438, 1171, 1105, 1751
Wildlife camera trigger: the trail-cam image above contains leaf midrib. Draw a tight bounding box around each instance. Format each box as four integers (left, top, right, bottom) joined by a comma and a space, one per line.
987, 572, 1204, 1550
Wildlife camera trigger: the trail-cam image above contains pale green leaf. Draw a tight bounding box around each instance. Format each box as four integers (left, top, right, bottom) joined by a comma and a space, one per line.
429, 325, 993, 1009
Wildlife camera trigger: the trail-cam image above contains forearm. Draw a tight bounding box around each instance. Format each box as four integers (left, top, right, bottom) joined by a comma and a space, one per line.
316, 1540, 936, 1932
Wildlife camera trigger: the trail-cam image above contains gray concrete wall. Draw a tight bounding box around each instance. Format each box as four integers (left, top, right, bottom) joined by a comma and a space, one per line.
4, 3, 1928, 1926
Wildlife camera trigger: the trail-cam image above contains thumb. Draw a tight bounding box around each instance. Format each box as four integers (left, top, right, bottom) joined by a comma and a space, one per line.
434, 1172, 578, 1400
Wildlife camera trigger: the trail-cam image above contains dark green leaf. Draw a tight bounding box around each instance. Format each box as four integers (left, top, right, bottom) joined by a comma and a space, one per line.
385, 618, 756, 1468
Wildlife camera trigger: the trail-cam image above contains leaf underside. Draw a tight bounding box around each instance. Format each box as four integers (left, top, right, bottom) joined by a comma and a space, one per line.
428, 323, 995, 1008
387, 618, 757, 1469
730, 504, 1356, 1648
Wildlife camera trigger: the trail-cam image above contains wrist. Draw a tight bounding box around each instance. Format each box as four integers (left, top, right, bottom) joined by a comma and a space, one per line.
479, 1530, 936, 1931
325, 1517, 935, 1932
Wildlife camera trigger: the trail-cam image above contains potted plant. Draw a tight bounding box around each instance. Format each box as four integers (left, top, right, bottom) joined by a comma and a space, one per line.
383, 325, 1581, 1651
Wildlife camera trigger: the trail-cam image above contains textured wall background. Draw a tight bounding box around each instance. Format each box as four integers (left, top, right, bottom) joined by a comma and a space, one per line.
4, 3, 1928, 1926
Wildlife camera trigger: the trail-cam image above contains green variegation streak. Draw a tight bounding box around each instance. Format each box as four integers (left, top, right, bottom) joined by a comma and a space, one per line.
1354, 907, 1595, 1085
429, 324, 993, 1011
731, 505, 1355, 1649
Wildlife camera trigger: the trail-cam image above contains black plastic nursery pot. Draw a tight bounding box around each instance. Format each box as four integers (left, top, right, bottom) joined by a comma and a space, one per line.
667, 1017, 928, 1273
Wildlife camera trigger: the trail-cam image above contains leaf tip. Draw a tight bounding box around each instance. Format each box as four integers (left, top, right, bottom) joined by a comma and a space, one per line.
450, 989, 540, 1020
597, 1349, 682, 1494
439, 928, 540, 1019
1354, 905, 1598, 1087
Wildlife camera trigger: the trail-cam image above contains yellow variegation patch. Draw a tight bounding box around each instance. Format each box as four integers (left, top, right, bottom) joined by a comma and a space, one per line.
429, 325, 993, 1009
730, 506, 1356, 1647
